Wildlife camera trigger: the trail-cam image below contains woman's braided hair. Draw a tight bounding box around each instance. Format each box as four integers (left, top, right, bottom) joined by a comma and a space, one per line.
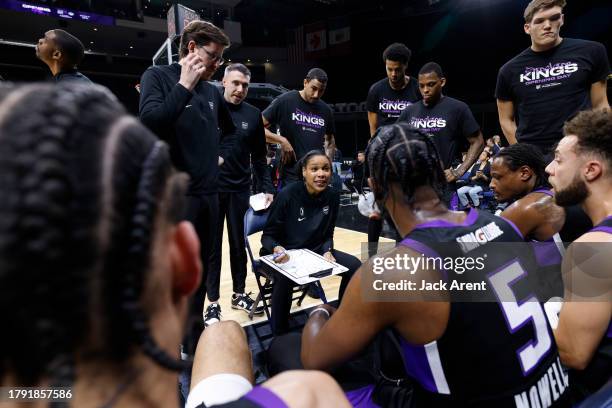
366, 122, 447, 204
0, 83, 189, 389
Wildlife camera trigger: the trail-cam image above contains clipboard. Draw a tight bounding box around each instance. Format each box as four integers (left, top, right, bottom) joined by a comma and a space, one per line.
260, 248, 349, 285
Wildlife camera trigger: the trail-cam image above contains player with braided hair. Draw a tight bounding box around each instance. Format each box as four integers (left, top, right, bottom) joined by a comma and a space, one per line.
301, 122, 570, 406
0, 83, 350, 408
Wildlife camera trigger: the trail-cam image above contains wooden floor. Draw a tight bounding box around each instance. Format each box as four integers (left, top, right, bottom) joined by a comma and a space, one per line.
210, 223, 393, 326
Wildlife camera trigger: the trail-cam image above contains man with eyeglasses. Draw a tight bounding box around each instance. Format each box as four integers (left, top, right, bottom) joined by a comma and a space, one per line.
495, 0, 610, 244
495, 0, 609, 155
139, 20, 236, 353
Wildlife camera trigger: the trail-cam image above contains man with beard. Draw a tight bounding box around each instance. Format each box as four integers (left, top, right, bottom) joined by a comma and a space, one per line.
139, 20, 235, 349
546, 109, 612, 401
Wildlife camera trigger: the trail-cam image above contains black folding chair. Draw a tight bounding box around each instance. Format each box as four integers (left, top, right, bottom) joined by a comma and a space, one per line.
244, 208, 319, 324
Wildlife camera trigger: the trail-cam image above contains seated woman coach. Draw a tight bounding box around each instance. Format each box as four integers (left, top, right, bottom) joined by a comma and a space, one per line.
261, 150, 361, 335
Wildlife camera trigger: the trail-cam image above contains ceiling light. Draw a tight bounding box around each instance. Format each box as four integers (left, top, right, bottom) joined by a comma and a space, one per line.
93, 28, 97, 31
129, 46, 133, 49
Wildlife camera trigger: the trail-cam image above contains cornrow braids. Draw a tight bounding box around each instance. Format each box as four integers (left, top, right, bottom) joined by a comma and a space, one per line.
0, 83, 189, 392
366, 122, 446, 205
495, 144, 549, 189
0, 84, 120, 386
94, 113, 188, 370
118, 140, 189, 371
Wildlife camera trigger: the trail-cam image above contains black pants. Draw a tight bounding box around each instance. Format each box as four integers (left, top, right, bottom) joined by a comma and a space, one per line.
270, 249, 361, 335
183, 193, 219, 354
344, 178, 363, 194
367, 217, 384, 258
368, 215, 401, 258
213, 190, 250, 295
185, 194, 220, 307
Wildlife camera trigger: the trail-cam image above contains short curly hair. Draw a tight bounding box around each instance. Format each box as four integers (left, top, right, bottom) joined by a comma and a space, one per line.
563, 109, 612, 169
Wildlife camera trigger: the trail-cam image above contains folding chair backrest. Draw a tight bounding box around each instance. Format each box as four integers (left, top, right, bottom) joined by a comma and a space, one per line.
244, 207, 269, 264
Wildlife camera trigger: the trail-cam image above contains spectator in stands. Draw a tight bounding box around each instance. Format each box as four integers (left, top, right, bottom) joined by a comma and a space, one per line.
35, 29, 92, 83
486, 137, 501, 155
0, 83, 349, 408
492, 134, 503, 152
457, 149, 491, 208
350, 151, 366, 194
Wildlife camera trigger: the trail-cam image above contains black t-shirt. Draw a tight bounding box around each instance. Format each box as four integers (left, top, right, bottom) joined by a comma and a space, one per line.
54, 69, 92, 84
366, 77, 421, 128
495, 38, 610, 149
219, 100, 274, 193
398, 96, 480, 169
261, 181, 339, 255
139, 63, 235, 195
262, 90, 335, 177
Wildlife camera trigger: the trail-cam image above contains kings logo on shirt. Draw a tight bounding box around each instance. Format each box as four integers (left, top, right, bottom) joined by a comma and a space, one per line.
520, 62, 578, 86
242, 121, 248, 130
379, 98, 412, 116
291, 109, 325, 129
410, 116, 447, 132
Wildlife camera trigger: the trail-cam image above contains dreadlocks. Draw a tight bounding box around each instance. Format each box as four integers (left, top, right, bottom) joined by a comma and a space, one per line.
495, 143, 550, 189
0, 83, 189, 390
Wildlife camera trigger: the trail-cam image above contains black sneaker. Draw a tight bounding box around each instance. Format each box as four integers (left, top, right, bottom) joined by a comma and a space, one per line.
231, 292, 264, 315
306, 283, 320, 299
203, 303, 222, 327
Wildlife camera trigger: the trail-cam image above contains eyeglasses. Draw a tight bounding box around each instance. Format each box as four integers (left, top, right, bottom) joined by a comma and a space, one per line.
201, 47, 225, 65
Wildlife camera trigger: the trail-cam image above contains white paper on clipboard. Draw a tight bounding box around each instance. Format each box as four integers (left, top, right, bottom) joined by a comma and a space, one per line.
260, 249, 348, 284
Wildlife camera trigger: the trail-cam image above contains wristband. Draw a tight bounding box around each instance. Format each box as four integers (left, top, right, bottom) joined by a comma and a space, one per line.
309, 307, 330, 319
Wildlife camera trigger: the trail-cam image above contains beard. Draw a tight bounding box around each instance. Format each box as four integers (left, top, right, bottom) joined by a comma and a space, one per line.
555, 174, 590, 207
